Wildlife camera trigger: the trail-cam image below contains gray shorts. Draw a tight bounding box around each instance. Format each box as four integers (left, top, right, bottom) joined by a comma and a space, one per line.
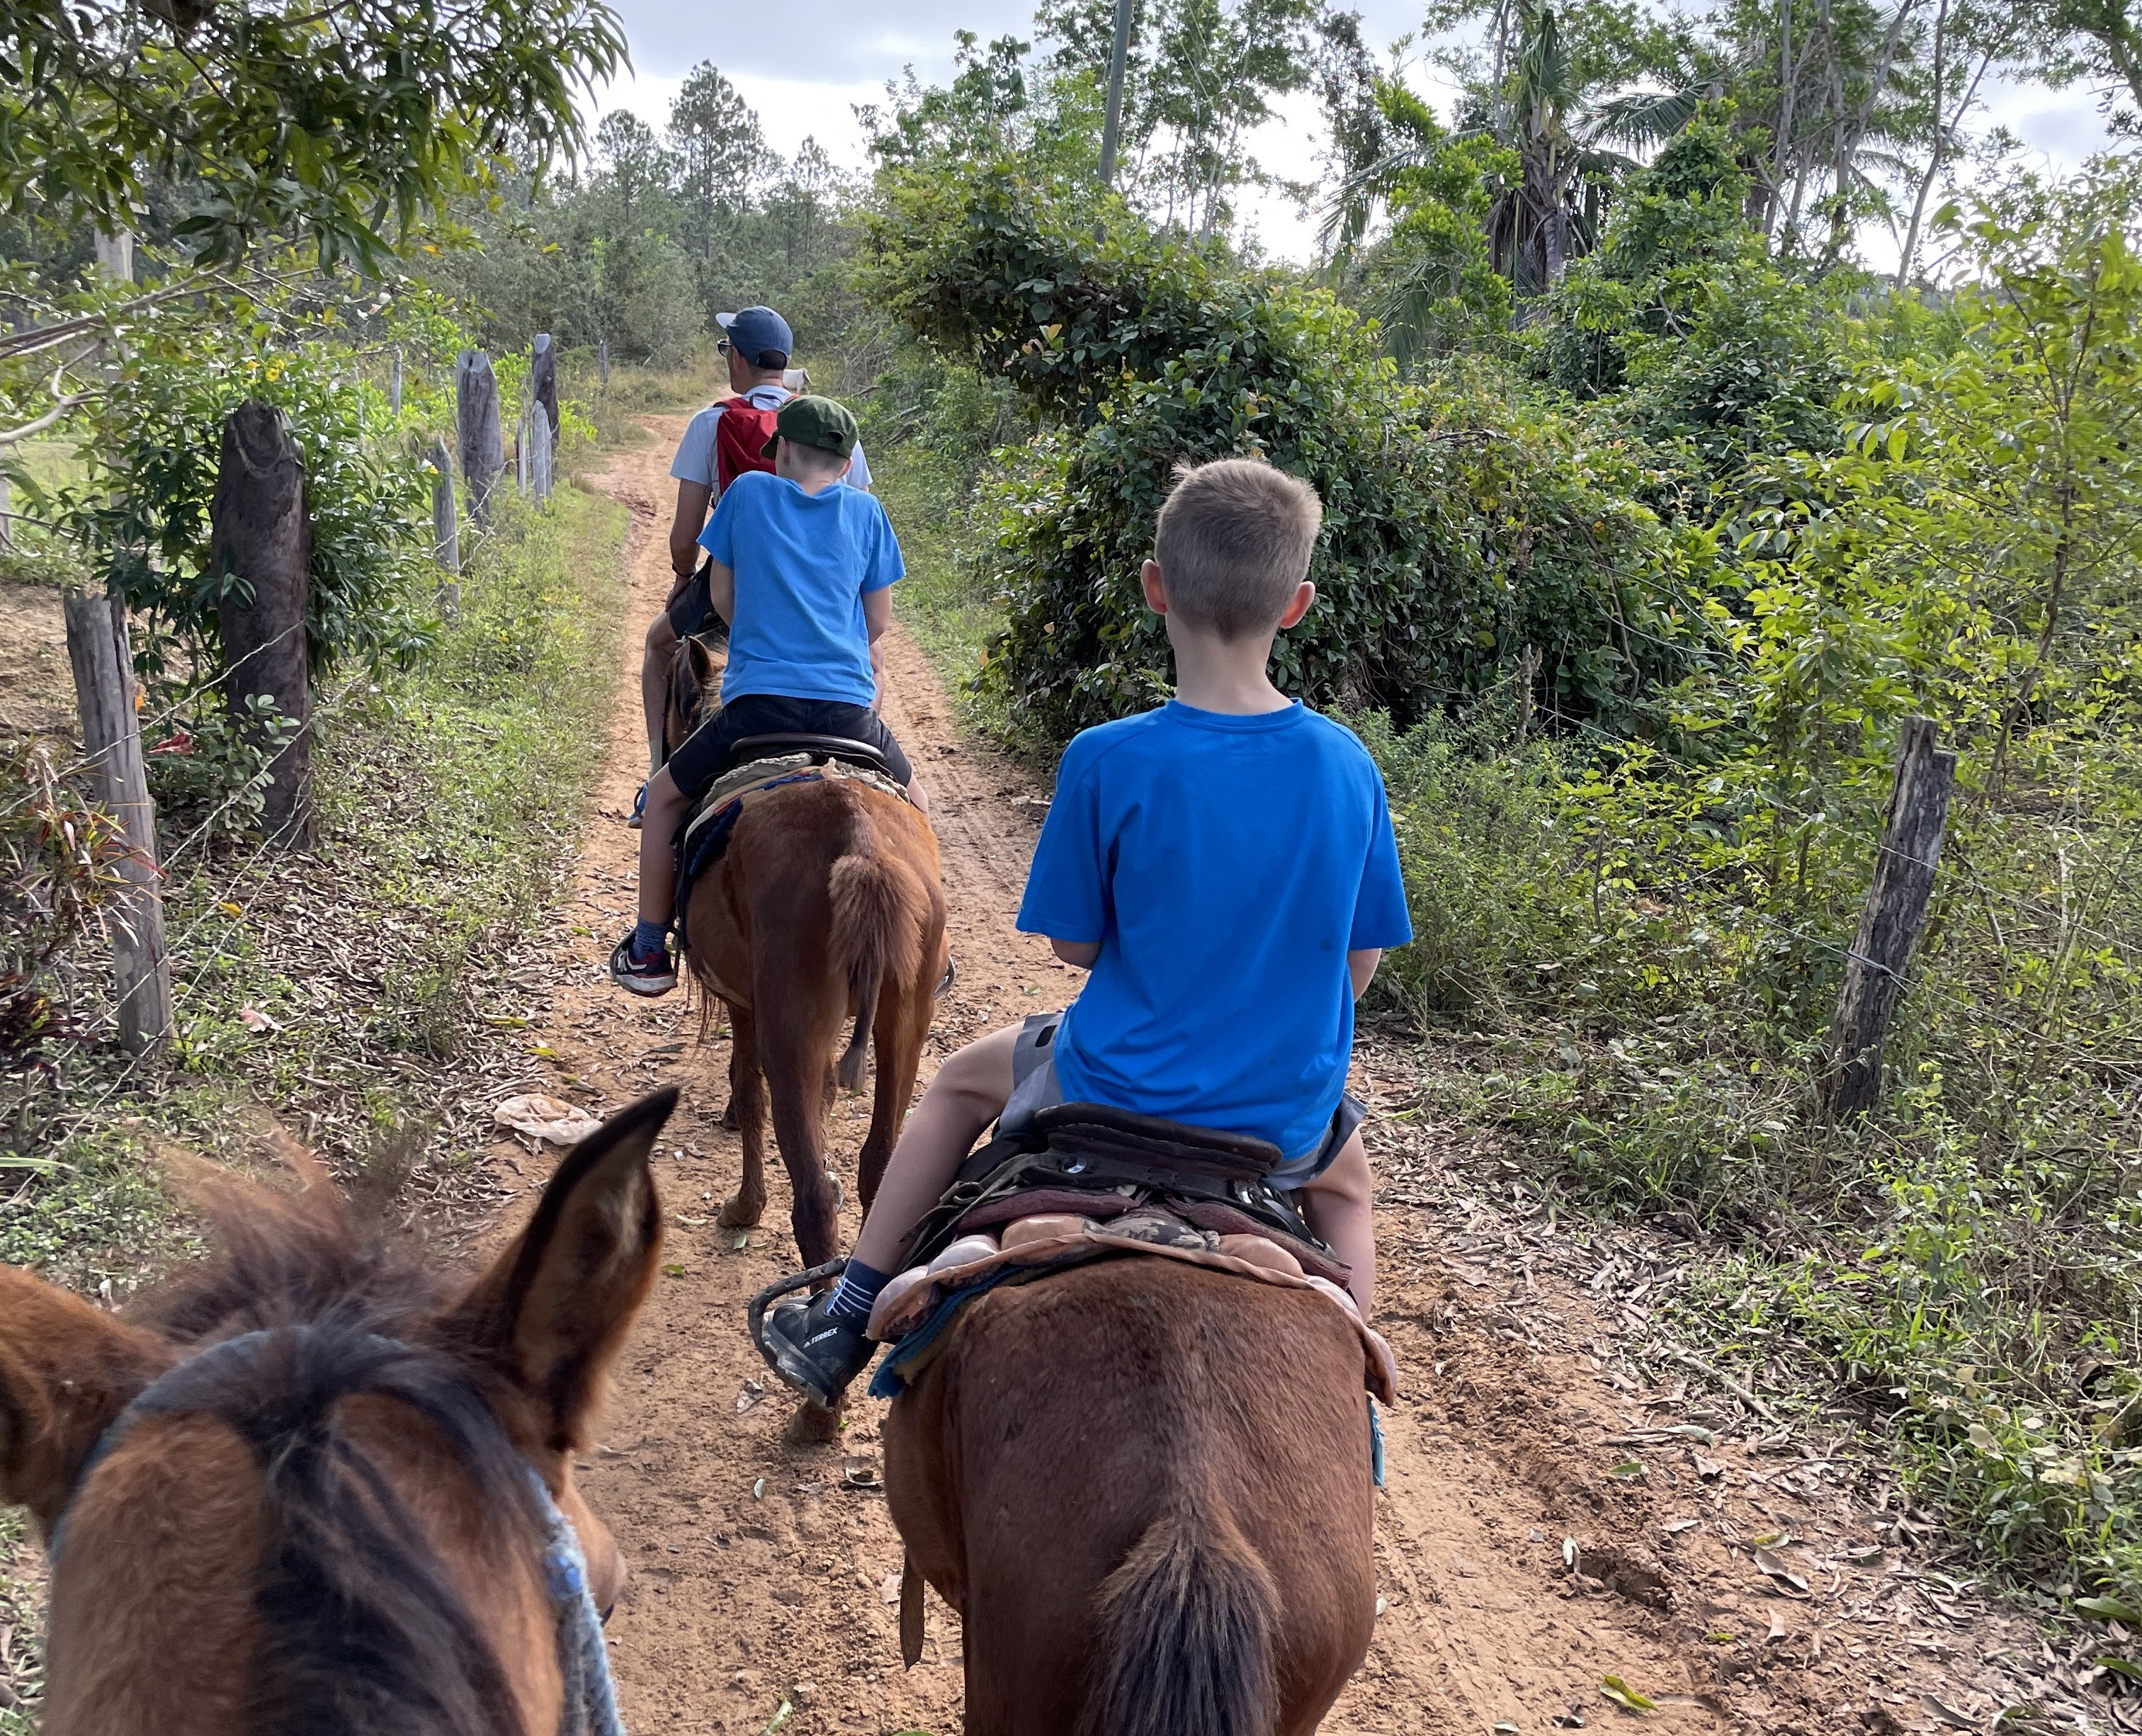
997, 1011, 1366, 1191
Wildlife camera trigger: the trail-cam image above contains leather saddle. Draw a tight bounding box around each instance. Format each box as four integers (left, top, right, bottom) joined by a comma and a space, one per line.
905, 1101, 1346, 1286
720, 732, 895, 781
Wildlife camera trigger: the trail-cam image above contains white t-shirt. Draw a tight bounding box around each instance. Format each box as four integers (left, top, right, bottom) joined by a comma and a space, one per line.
669, 384, 873, 494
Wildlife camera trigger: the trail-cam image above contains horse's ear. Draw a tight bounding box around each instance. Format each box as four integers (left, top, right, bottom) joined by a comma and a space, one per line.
0, 1269, 168, 1536
686, 634, 717, 688
449, 1087, 673, 1455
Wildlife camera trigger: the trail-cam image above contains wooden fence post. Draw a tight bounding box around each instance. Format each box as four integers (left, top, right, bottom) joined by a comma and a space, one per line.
516, 407, 529, 496
1820, 715, 1957, 1121
530, 403, 554, 505
210, 402, 314, 845
599, 339, 609, 400
390, 346, 404, 416
62, 589, 172, 1053
455, 349, 504, 523
531, 333, 559, 440
0, 470, 11, 550
429, 436, 460, 614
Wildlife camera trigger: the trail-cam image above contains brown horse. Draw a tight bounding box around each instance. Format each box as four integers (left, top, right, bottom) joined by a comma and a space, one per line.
669, 634, 947, 1274
0, 1087, 676, 1736
884, 1259, 1378, 1736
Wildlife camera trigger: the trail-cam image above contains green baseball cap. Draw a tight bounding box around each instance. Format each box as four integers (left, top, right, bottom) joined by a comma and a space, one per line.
762, 394, 859, 460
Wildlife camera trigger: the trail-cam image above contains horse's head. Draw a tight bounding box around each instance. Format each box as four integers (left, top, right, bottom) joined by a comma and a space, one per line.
0, 1087, 676, 1736
665, 630, 725, 757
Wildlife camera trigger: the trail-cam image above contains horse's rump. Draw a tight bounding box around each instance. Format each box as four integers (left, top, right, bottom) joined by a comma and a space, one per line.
885, 1258, 1376, 1736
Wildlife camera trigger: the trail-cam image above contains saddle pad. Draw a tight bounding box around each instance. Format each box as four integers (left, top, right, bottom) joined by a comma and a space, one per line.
865, 1226, 1398, 1405
674, 754, 917, 950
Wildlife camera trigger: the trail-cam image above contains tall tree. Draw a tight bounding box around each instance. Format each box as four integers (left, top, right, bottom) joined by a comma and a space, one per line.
596, 110, 672, 229
668, 61, 767, 265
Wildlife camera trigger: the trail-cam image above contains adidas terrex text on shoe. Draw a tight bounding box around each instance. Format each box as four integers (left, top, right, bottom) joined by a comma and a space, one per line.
759, 1292, 876, 1408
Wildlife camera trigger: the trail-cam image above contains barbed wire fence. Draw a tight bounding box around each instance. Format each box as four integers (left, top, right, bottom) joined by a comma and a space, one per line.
4, 333, 568, 1163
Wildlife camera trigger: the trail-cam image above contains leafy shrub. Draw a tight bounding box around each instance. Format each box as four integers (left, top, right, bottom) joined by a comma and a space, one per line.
45, 319, 434, 683
142, 691, 301, 846
869, 162, 1697, 741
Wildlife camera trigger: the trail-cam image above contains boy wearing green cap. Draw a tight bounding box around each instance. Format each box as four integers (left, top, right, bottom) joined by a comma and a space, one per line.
611, 395, 924, 997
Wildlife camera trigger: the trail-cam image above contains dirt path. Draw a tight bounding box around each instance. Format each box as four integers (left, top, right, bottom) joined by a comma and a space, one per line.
527, 426, 1989, 1736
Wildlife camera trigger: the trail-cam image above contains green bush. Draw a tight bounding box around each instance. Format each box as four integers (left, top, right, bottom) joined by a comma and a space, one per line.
866, 162, 1698, 742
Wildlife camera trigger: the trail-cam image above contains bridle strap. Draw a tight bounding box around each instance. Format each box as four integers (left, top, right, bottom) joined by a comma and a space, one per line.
47, 1327, 629, 1736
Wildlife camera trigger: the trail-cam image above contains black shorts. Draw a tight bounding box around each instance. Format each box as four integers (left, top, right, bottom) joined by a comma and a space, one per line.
664, 564, 728, 642
665, 693, 914, 799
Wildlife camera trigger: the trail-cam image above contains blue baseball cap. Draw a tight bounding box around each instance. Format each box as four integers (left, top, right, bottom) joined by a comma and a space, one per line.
716, 306, 793, 365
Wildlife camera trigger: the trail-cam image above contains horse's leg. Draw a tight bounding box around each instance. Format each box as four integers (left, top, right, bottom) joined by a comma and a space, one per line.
856, 960, 933, 1216
717, 1001, 767, 1230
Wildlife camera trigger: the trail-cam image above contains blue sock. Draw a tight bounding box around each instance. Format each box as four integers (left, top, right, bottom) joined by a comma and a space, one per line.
825, 1258, 895, 1326
630, 917, 670, 962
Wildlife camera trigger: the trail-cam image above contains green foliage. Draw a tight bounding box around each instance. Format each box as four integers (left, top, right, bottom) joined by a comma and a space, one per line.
1, 0, 625, 271
869, 163, 1693, 739
1346, 84, 1515, 362
142, 691, 302, 845
1537, 107, 1847, 497
41, 316, 434, 681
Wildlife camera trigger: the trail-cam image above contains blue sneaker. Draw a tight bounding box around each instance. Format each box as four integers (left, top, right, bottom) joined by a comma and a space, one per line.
608, 932, 676, 997
626, 782, 648, 830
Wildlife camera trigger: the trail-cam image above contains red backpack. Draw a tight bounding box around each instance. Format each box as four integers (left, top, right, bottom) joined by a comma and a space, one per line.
714, 397, 783, 493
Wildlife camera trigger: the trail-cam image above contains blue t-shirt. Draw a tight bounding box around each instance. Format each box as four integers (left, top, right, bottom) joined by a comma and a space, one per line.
699, 472, 902, 708
1017, 700, 1413, 1160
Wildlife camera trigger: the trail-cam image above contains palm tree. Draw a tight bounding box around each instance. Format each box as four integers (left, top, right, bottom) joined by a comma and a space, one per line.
1326, 0, 1715, 301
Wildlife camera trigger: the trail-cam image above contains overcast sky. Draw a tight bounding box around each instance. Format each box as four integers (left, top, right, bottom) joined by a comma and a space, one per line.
590, 0, 2119, 267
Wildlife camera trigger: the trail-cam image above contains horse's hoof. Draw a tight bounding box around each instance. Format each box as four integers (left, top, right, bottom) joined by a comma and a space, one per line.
718, 1194, 764, 1229
784, 1400, 842, 1446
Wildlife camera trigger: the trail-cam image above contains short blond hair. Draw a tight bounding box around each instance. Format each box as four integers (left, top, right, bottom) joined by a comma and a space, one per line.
1153, 458, 1323, 639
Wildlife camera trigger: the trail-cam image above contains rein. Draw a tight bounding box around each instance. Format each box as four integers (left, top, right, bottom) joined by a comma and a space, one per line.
46, 1327, 627, 1736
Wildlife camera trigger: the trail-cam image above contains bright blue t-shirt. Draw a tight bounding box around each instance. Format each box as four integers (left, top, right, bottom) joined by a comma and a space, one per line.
1016, 700, 1413, 1161
698, 471, 902, 708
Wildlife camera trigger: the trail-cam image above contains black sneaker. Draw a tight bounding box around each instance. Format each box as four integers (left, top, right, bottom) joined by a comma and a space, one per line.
759, 1291, 876, 1408
608, 932, 676, 997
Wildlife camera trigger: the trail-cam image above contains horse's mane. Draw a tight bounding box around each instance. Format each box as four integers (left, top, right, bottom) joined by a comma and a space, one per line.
128, 1158, 540, 1736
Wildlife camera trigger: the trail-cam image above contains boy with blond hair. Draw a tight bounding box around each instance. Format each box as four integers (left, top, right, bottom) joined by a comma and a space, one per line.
761, 456, 1413, 1406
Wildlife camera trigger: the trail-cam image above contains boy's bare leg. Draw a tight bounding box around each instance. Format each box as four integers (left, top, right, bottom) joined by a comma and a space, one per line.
850, 1023, 1019, 1272
637, 767, 688, 924
642, 611, 679, 772
905, 775, 931, 818
1296, 1130, 1375, 1320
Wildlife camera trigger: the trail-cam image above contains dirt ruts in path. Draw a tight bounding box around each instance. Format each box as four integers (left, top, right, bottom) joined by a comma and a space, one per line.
533, 425, 1750, 1736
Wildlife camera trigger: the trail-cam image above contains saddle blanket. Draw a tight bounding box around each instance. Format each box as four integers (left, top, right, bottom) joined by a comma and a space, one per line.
673, 751, 913, 946
864, 1206, 1398, 1406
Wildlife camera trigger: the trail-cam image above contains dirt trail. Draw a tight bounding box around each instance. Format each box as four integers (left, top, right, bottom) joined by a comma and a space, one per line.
526, 424, 1937, 1736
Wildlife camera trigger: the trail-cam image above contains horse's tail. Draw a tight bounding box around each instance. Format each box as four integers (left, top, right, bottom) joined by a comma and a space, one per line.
1078, 1501, 1281, 1736
826, 808, 927, 1092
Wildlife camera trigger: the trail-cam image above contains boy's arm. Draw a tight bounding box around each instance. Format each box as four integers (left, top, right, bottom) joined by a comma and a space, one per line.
706, 558, 737, 625
1050, 938, 1100, 968
1348, 948, 1381, 1000
862, 587, 892, 642
668, 481, 711, 589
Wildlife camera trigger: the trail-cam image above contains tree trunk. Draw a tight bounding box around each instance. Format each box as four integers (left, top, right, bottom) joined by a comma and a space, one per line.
209, 402, 314, 845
